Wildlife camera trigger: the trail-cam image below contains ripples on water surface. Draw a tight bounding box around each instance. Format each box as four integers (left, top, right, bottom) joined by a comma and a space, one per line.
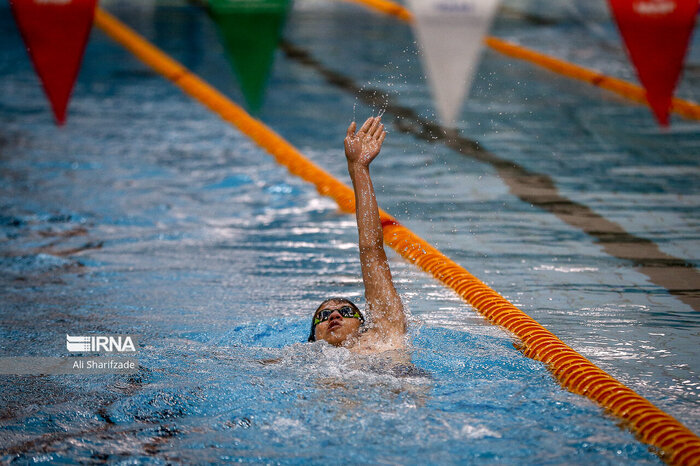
0, 0, 698, 463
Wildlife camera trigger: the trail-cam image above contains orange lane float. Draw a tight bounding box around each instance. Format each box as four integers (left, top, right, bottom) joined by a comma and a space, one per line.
342, 0, 413, 21
337, 0, 700, 122
93, 8, 700, 464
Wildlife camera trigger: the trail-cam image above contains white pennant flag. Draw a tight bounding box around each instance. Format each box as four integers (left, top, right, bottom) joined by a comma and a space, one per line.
407, 0, 501, 126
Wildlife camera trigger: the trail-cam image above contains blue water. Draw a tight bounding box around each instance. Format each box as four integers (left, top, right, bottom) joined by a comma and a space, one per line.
1, 0, 698, 463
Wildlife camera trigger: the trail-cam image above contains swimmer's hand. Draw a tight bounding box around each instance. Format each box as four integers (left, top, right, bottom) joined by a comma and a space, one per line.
344, 116, 386, 167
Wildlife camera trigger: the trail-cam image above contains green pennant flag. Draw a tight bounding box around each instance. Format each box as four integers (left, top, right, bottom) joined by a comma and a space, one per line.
209, 0, 290, 113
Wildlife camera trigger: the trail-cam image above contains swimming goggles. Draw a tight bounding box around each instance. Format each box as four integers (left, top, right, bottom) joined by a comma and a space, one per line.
313, 306, 362, 325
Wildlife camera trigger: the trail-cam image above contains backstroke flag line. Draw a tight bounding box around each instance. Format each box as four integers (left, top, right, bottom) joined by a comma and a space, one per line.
407, 0, 500, 126
608, 0, 699, 126
10, 0, 97, 125
208, 0, 290, 114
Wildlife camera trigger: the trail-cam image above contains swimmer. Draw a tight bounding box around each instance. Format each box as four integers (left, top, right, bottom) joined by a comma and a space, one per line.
308, 116, 406, 354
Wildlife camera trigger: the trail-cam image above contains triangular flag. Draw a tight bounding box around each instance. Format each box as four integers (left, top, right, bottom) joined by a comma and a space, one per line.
10, 0, 97, 125
609, 0, 699, 126
407, 0, 500, 126
209, 0, 290, 113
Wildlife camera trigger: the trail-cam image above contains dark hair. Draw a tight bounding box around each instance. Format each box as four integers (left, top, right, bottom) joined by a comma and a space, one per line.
307, 298, 364, 342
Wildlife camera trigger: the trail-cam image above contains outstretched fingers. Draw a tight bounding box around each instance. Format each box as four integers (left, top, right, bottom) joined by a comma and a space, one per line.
372, 123, 384, 139
368, 117, 381, 136
378, 130, 386, 145
347, 121, 356, 138
358, 117, 374, 134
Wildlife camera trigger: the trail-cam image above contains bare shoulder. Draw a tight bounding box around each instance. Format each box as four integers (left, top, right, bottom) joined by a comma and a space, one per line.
349, 325, 406, 355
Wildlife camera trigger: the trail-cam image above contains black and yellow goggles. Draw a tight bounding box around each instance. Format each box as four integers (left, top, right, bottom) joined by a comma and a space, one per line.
313, 306, 363, 326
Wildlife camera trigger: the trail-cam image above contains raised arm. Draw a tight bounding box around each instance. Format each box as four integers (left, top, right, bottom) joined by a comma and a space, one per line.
344, 116, 406, 335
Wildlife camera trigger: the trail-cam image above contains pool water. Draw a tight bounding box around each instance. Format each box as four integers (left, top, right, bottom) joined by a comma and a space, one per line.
1, 0, 698, 463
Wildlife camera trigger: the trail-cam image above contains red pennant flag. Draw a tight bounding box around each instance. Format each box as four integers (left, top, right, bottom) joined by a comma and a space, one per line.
609, 0, 699, 126
10, 0, 97, 125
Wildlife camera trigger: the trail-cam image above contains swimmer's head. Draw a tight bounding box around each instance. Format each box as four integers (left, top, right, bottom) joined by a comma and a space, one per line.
308, 298, 364, 345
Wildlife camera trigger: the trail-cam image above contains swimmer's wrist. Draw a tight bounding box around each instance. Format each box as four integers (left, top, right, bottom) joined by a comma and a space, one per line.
348, 161, 370, 172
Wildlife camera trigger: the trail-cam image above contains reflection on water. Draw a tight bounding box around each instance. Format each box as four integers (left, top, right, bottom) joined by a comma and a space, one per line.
0, 1, 698, 463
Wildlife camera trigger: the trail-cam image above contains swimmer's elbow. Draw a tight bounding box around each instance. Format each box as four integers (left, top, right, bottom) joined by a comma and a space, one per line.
358, 241, 384, 255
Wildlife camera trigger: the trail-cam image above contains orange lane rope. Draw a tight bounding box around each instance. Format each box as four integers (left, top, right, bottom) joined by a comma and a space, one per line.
93, 8, 700, 464
342, 0, 413, 21
338, 0, 700, 122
